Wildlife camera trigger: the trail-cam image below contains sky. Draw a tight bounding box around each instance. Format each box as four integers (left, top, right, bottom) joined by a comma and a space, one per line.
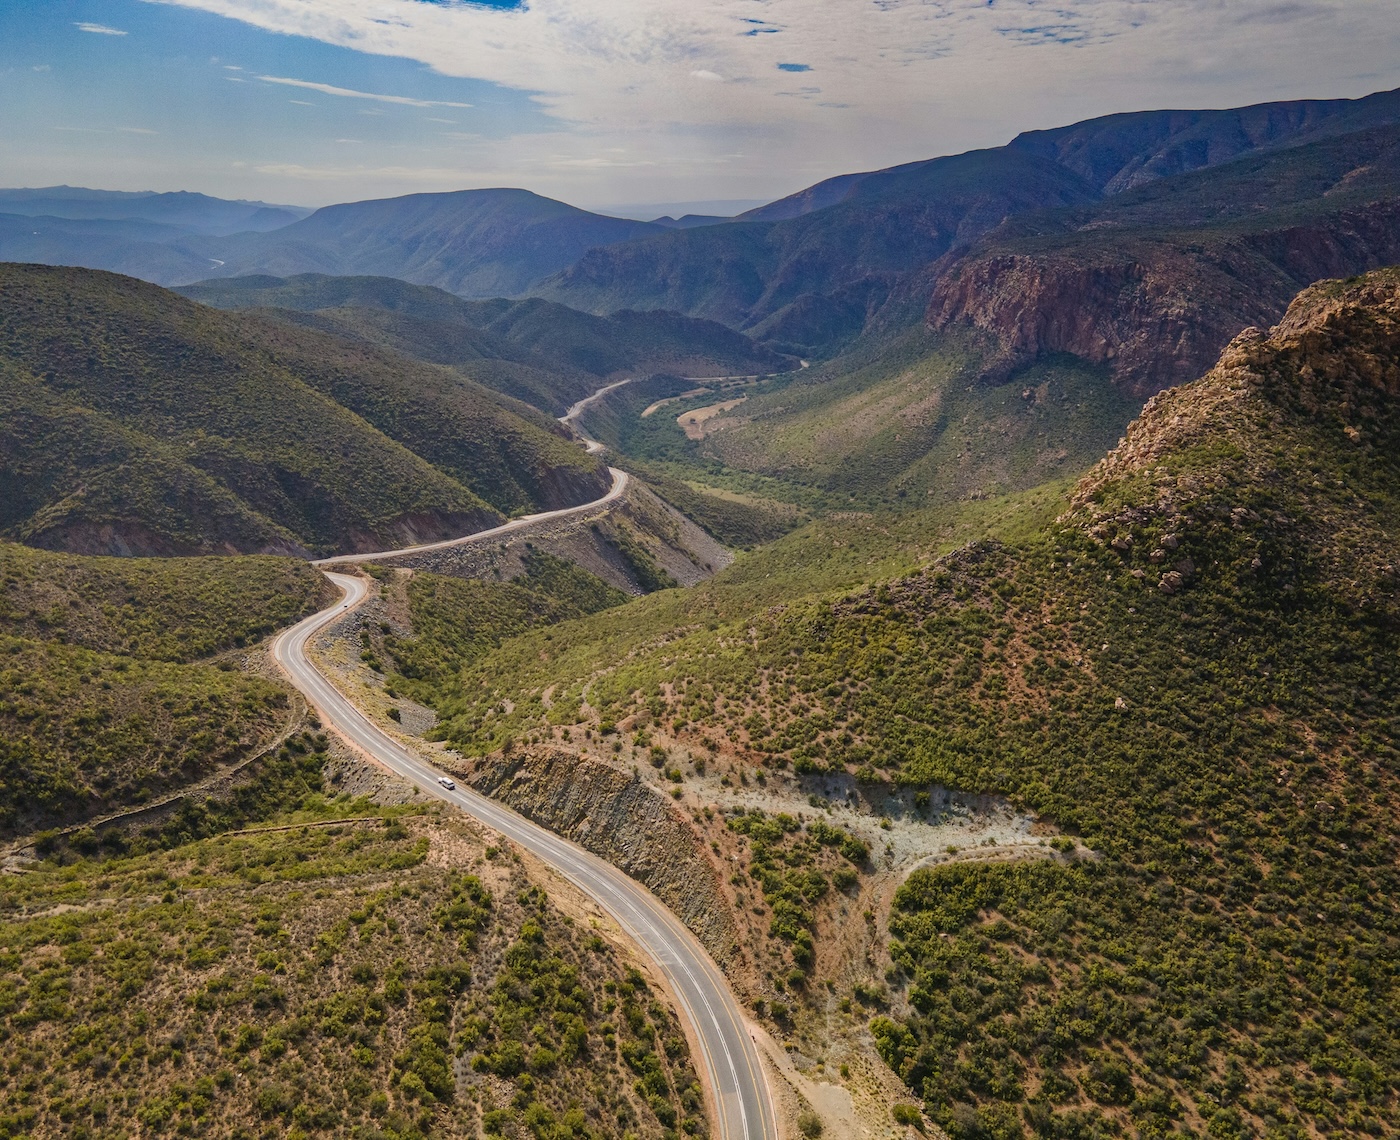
1, 0, 1399, 214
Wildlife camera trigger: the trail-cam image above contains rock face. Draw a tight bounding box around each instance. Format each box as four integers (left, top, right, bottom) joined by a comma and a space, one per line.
463, 748, 741, 966
1073, 267, 1400, 497
925, 198, 1400, 398
1062, 267, 1400, 611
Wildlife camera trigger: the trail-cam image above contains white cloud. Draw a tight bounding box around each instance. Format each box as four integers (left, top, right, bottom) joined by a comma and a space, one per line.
255, 74, 472, 109
119, 127, 159, 134
140, 0, 1400, 203
32, 64, 51, 72
74, 22, 128, 36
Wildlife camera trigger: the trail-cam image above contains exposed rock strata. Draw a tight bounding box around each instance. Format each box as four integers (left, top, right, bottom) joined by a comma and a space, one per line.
926, 199, 1400, 397
462, 747, 741, 968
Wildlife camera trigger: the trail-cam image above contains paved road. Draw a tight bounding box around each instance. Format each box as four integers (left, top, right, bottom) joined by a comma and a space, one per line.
560, 378, 633, 453
273, 581, 775, 1139
558, 360, 806, 454
314, 466, 629, 567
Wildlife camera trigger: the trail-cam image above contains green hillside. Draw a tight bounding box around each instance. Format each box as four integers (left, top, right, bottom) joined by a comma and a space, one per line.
383, 552, 628, 692
0, 540, 328, 834
695, 328, 1140, 506
573, 323, 1139, 511
0, 803, 708, 1140
178, 273, 789, 415
0, 264, 610, 557
403, 270, 1400, 1139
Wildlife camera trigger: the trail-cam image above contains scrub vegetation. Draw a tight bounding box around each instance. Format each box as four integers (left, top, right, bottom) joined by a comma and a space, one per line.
385, 553, 627, 693
0, 540, 326, 835
0, 803, 706, 1140
0, 264, 609, 557
393, 272, 1400, 1139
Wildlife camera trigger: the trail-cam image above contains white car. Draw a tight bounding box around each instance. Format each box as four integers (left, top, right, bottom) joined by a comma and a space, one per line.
437, 776, 456, 790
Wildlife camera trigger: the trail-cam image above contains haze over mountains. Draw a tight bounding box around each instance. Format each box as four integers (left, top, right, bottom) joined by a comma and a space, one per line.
0, 187, 309, 234
6, 87, 1399, 389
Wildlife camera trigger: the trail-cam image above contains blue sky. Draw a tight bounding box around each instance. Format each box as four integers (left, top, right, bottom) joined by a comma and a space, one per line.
2, 0, 1399, 211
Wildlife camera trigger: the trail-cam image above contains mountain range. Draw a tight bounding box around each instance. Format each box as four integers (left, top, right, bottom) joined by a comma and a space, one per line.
6, 79, 1400, 1140
540, 88, 1400, 361
0, 186, 308, 233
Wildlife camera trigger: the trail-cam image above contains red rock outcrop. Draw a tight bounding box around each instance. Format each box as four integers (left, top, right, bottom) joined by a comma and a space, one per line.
926, 199, 1400, 398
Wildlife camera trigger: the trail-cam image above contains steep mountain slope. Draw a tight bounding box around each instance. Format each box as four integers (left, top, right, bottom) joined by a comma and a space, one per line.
206, 188, 666, 297
535, 88, 1400, 357
408, 270, 1400, 1139
0, 264, 609, 556
536, 149, 1100, 352
0, 539, 328, 834
177, 273, 788, 414
927, 122, 1400, 396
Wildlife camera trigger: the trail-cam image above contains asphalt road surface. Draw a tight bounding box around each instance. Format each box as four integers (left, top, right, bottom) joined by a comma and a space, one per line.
314, 466, 629, 567
272, 576, 775, 1140
559, 378, 634, 454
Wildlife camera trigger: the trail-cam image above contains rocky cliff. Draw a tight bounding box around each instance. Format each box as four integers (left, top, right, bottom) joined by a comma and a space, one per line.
1063, 266, 1400, 610
460, 748, 741, 967
925, 198, 1400, 397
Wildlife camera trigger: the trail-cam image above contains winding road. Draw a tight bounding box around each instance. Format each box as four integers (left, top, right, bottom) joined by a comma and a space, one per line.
271, 412, 776, 1138
314, 466, 629, 567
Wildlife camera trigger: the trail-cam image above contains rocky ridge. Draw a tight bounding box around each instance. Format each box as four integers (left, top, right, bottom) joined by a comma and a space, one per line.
926, 197, 1400, 397
1064, 266, 1400, 607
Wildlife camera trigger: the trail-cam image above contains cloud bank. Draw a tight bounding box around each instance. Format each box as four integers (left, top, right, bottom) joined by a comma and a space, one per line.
134, 0, 1400, 202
